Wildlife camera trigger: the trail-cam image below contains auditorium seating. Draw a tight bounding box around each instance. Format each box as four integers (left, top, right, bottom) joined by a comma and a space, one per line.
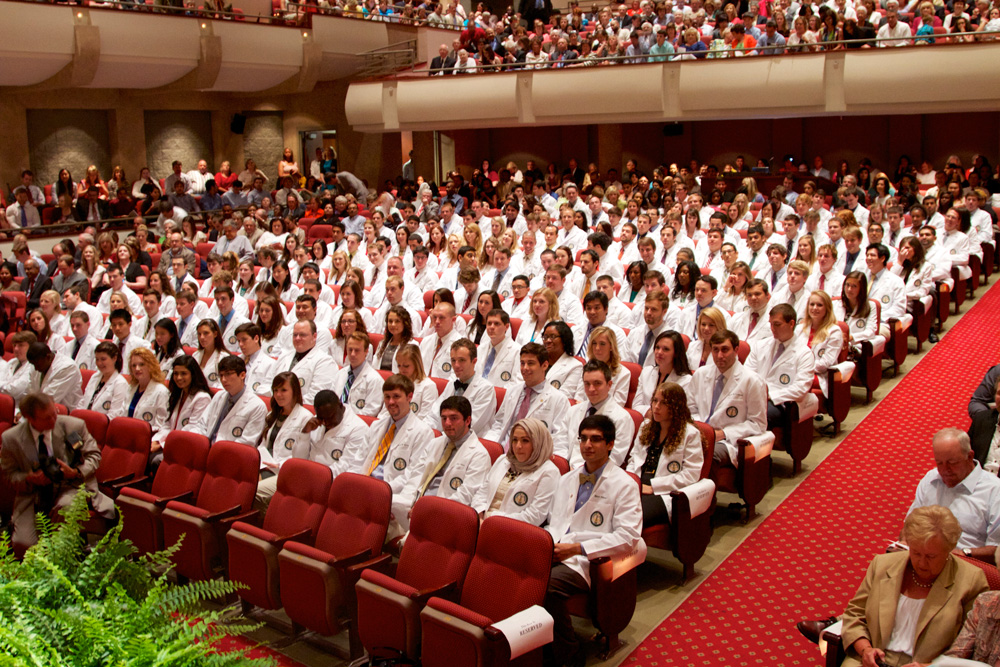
710, 434, 774, 521
96, 417, 153, 498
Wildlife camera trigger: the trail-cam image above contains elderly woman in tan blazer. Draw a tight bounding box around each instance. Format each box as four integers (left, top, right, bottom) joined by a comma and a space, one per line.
840, 505, 989, 667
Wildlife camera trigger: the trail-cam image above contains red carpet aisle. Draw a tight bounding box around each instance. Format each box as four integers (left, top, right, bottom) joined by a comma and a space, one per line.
215, 634, 309, 666
625, 281, 1000, 667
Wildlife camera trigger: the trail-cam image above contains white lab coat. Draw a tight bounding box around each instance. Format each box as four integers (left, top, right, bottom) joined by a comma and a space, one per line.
891, 262, 935, 301
745, 336, 815, 406
798, 324, 845, 398
833, 299, 881, 348
113, 335, 152, 368
546, 354, 583, 401
474, 458, 561, 527
572, 321, 627, 359
419, 329, 463, 379
192, 388, 267, 446
545, 463, 643, 586
258, 404, 314, 470
134, 310, 166, 343
730, 309, 774, 351
216, 312, 251, 354
192, 348, 227, 389
408, 377, 440, 423
574, 366, 630, 406
66, 335, 100, 372
72, 302, 104, 340
177, 316, 201, 349
155, 348, 184, 381
244, 352, 278, 396
804, 269, 845, 298
769, 284, 810, 322
274, 324, 334, 360
370, 302, 422, 336
427, 374, 497, 436
564, 399, 636, 467
674, 304, 733, 342
865, 269, 907, 322
626, 421, 704, 519
475, 336, 522, 389
294, 410, 369, 475
77, 371, 129, 416
153, 390, 213, 444
0, 357, 33, 399
485, 382, 570, 455
273, 345, 339, 405
632, 367, 692, 417
356, 413, 437, 492
29, 354, 83, 409
687, 361, 769, 463
331, 362, 385, 417
122, 381, 170, 437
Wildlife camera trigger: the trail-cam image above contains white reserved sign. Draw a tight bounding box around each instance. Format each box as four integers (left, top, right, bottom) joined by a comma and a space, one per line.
491, 605, 553, 659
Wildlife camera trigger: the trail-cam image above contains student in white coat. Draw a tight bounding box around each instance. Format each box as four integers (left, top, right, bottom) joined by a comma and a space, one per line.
419, 303, 464, 379
121, 348, 170, 440
804, 245, 845, 298
294, 390, 369, 475
152, 319, 185, 382
175, 289, 205, 350
0, 333, 36, 401
745, 303, 815, 429
394, 344, 440, 423
25, 343, 83, 413
192, 355, 267, 446
191, 320, 230, 390
891, 237, 935, 306
572, 292, 628, 359
626, 382, 705, 528
673, 276, 733, 343
254, 371, 317, 510
475, 309, 522, 389
565, 360, 636, 467
834, 271, 881, 355
274, 296, 335, 360
544, 266, 586, 328
427, 339, 497, 436
542, 413, 643, 667
502, 275, 533, 323
484, 343, 570, 455
77, 342, 130, 417
687, 330, 769, 465
108, 309, 152, 367
624, 289, 672, 368
151, 355, 213, 458
212, 288, 250, 355
633, 331, 694, 418
729, 279, 774, 351
474, 417, 560, 526
542, 321, 584, 401
331, 332, 385, 417
236, 323, 278, 396
797, 291, 845, 400
864, 243, 907, 338
273, 320, 339, 405
67, 312, 100, 372
391, 396, 493, 532
370, 277, 422, 336
64, 285, 104, 341
769, 260, 811, 323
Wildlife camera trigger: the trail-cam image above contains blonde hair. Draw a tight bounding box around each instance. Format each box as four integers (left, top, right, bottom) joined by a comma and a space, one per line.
903, 505, 963, 552
395, 343, 427, 382
697, 306, 728, 336
587, 326, 621, 375
799, 290, 838, 347
128, 347, 166, 386
530, 287, 560, 324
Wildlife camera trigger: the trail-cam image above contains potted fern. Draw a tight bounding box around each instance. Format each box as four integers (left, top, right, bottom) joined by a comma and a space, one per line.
0, 492, 276, 667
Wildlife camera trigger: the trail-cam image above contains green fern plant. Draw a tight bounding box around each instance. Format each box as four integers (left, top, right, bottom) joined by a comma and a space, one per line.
0, 492, 276, 667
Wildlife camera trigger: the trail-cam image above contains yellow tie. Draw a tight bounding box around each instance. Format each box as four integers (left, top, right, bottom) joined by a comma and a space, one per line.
367, 423, 395, 476
417, 440, 457, 498
584, 276, 592, 296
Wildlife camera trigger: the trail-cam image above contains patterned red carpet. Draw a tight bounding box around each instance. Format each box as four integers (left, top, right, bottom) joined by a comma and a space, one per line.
624, 281, 1000, 666
215, 633, 309, 666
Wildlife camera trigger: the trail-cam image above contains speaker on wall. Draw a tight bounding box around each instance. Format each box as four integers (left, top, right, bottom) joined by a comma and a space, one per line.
663, 123, 683, 137
231, 113, 247, 134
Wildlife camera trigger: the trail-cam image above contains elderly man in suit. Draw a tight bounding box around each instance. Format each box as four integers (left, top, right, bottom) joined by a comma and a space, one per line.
21, 258, 53, 310
0, 393, 114, 555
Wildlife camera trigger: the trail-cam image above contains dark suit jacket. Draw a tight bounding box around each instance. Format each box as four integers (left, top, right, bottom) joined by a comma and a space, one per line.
0, 415, 114, 516
430, 54, 456, 74
74, 199, 111, 223
968, 408, 999, 466
21, 275, 53, 310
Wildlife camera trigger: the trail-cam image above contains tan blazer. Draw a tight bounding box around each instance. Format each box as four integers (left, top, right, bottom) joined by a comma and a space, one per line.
841, 551, 989, 665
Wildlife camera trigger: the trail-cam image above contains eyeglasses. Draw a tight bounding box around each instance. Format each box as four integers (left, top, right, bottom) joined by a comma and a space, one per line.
541, 334, 560, 341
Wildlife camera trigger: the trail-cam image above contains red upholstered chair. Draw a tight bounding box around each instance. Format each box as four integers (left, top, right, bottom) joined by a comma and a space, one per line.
640, 421, 716, 581
227, 458, 333, 613
874, 300, 910, 377
770, 391, 819, 475
810, 322, 854, 434
277, 472, 392, 658
909, 296, 933, 353
951, 265, 968, 313
80, 368, 96, 391
161, 441, 260, 581
70, 409, 110, 448
737, 340, 751, 364
307, 224, 334, 241
96, 417, 152, 498
0, 393, 14, 425
195, 242, 215, 260
709, 432, 774, 521
423, 291, 435, 311
356, 497, 480, 663
968, 253, 982, 296
551, 455, 569, 474
2, 291, 26, 325
494, 387, 505, 410
419, 516, 554, 667
480, 439, 503, 463
117, 431, 210, 555
432, 377, 449, 395
840, 299, 884, 404
509, 318, 522, 339
621, 362, 641, 409
369, 332, 384, 350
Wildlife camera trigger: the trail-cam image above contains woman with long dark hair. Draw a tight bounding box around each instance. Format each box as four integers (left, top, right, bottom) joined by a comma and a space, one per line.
193, 319, 230, 388
151, 355, 213, 456
373, 305, 414, 372
633, 331, 692, 417
255, 371, 315, 510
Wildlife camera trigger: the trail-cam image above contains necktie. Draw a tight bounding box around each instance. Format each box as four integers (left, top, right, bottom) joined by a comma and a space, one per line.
417, 440, 457, 498
366, 423, 395, 475
372, 266, 379, 283
482, 346, 496, 379
493, 271, 502, 292
21, 207, 27, 227
579, 472, 596, 485
583, 275, 592, 296
37, 434, 47, 461
91, 203, 98, 221
662, 247, 668, 263
145, 318, 153, 337
709, 373, 725, 415
72, 339, 82, 360
87, 380, 107, 410
771, 342, 786, 367
786, 238, 794, 258
342, 368, 355, 402
771, 272, 778, 289
638, 329, 654, 365
176, 276, 183, 291
750, 251, 758, 269
178, 318, 187, 341
453, 379, 469, 395
118, 340, 126, 359
219, 314, 226, 331
749, 312, 760, 335
586, 406, 597, 417
705, 251, 715, 268
819, 274, 825, 291
463, 294, 472, 313
209, 395, 236, 442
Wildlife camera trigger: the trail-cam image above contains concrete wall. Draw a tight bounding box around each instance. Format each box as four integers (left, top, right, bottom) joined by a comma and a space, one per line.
25, 109, 111, 186
243, 111, 284, 185
144, 110, 214, 181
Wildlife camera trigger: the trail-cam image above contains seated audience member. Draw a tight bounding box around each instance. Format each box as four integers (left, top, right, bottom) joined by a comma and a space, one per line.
192, 355, 267, 446
152, 355, 212, 456
834, 272, 880, 356
475, 308, 521, 388
356, 374, 436, 490
77, 341, 129, 417
730, 278, 774, 350
109, 308, 153, 362
296, 390, 369, 475
26, 308, 67, 356
67, 311, 100, 372
543, 414, 643, 667
626, 382, 706, 529
331, 332, 385, 417
428, 339, 497, 436
122, 348, 170, 436
192, 320, 229, 390
838, 506, 987, 666
685, 307, 729, 369
235, 323, 277, 395
516, 287, 560, 346
770, 259, 811, 321
565, 360, 636, 467
675, 276, 731, 342
97, 264, 141, 314
0, 393, 114, 556
65, 285, 103, 340
908, 428, 1000, 561
473, 417, 560, 526
392, 396, 493, 532
420, 303, 464, 378
634, 331, 693, 417
273, 320, 338, 405
543, 320, 584, 400
254, 371, 315, 510
26, 342, 83, 410
152, 319, 184, 380
798, 291, 845, 400
625, 289, 672, 367
0, 332, 37, 400
865, 243, 907, 338
573, 291, 627, 358
392, 343, 440, 422
804, 244, 845, 297
578, 326, 630, 405
373, 306, 415, 372
944, 577, 1000, 665
969, 376, 1000, 470
745, 304, 816, 429
687, 330, 768, 464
